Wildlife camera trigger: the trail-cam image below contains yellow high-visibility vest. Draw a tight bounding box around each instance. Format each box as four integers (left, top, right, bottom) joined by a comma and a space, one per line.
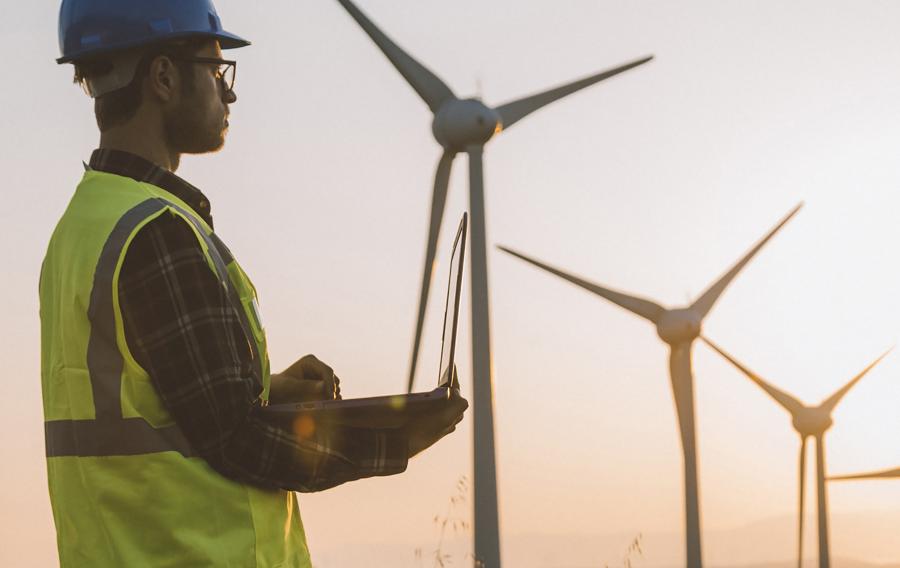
40, 169, 310, 567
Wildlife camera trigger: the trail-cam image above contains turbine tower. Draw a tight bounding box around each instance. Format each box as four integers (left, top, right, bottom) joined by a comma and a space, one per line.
701, 338, 890, 568
497, 204, 801, 568
334, 2, 652, 566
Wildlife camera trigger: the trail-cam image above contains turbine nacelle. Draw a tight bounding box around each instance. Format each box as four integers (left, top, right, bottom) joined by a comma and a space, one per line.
793, 408, 833, 436
432, 98, 502, 150
656, 309, 702, 345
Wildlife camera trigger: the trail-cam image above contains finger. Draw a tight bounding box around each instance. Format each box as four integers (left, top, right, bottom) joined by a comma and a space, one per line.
325, 372, 339, 400
285, 355, 318, 380
302, 354, 333, 381
330, 373, 341, 400
293, 380, 324, 395
447, 398, 468, 415
318, 362, 334, 383
278, 379, 323, 402
312, 363, 334, 383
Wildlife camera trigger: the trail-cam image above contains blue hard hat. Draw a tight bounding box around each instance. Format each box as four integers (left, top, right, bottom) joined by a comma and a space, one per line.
57, 0, 250, 64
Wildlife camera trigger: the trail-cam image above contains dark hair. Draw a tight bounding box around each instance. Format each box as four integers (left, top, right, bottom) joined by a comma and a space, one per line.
73, 38, 210, 132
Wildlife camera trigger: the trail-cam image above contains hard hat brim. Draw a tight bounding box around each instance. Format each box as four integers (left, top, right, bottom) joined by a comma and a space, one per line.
57, 31, 250, 65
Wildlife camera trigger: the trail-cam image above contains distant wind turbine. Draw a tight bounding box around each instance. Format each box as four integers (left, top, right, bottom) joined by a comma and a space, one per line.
701, 337, 891, 568
497, 204, 801, 568
334, 1, 653, 566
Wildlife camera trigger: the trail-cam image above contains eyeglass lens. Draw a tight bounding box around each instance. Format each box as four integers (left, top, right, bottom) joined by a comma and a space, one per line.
219, 63, 235, 92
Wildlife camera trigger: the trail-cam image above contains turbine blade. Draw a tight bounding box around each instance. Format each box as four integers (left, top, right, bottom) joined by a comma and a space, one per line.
335, 0, 456, 113
690, 203, 802, 318
829, 466, 900, 481
495, 56, 653, 131
669, 343, 696, 456
408, 151, 456, 392
797, 436, 807, 568
701, 336, 805, 415
820, 347, 893, 413
497, 245, 665, 324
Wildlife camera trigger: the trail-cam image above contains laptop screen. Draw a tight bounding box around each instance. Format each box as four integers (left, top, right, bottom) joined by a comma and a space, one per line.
438, 213, 467, 388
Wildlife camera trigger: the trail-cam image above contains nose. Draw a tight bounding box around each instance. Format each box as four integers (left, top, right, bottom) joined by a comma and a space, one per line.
223, 89, 237, 104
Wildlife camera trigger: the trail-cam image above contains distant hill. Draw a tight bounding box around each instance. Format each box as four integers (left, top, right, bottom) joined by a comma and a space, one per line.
311, 510, 900, 568
703, 563, 900, 568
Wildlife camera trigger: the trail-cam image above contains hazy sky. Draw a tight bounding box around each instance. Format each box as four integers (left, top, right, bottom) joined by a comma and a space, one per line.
4, 1, 900, 566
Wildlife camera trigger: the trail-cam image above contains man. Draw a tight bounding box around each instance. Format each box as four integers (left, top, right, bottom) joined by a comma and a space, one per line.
41, 1, 468, 566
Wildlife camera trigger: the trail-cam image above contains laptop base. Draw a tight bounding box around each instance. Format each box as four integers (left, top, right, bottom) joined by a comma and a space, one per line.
265, 387, 452, 428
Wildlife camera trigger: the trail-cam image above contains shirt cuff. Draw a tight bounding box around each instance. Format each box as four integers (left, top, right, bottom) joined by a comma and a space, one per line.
344, 428, 409, 477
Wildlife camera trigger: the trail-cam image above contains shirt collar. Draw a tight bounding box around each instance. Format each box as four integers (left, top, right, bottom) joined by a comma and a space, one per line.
87, 148, 214, 228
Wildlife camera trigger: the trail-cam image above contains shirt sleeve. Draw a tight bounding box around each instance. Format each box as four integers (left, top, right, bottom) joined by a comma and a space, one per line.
118, 210, 408, 491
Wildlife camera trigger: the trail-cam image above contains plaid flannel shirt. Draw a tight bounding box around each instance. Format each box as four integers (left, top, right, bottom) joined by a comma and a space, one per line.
90, 149, 407, 491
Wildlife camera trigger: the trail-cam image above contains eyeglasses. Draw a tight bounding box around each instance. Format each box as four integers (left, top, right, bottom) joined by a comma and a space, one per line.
169, 56, 237, 93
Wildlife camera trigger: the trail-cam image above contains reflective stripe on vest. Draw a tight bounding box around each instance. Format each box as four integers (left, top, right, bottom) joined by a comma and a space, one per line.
44, 197, 263, 458
166, 199, 266, 391
45, 418, 194, 457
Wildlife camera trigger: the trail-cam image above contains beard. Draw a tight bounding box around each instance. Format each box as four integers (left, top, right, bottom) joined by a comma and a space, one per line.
163, 94, 227, 155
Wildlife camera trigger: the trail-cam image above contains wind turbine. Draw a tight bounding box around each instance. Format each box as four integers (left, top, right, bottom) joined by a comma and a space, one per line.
334, 2, 652, 566
497, 204, 801, 568
701, 337, 891, 568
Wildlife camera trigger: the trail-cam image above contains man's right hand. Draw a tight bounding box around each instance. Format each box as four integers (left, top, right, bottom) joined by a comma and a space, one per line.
270, 354, 342, 404
406, 390, 468, 458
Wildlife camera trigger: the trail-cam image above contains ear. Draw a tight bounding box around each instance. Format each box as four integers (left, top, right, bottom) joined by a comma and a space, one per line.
146, 55, 180, 103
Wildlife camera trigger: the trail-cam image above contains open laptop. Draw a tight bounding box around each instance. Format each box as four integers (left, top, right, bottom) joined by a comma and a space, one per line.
265, 213, 468, 428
